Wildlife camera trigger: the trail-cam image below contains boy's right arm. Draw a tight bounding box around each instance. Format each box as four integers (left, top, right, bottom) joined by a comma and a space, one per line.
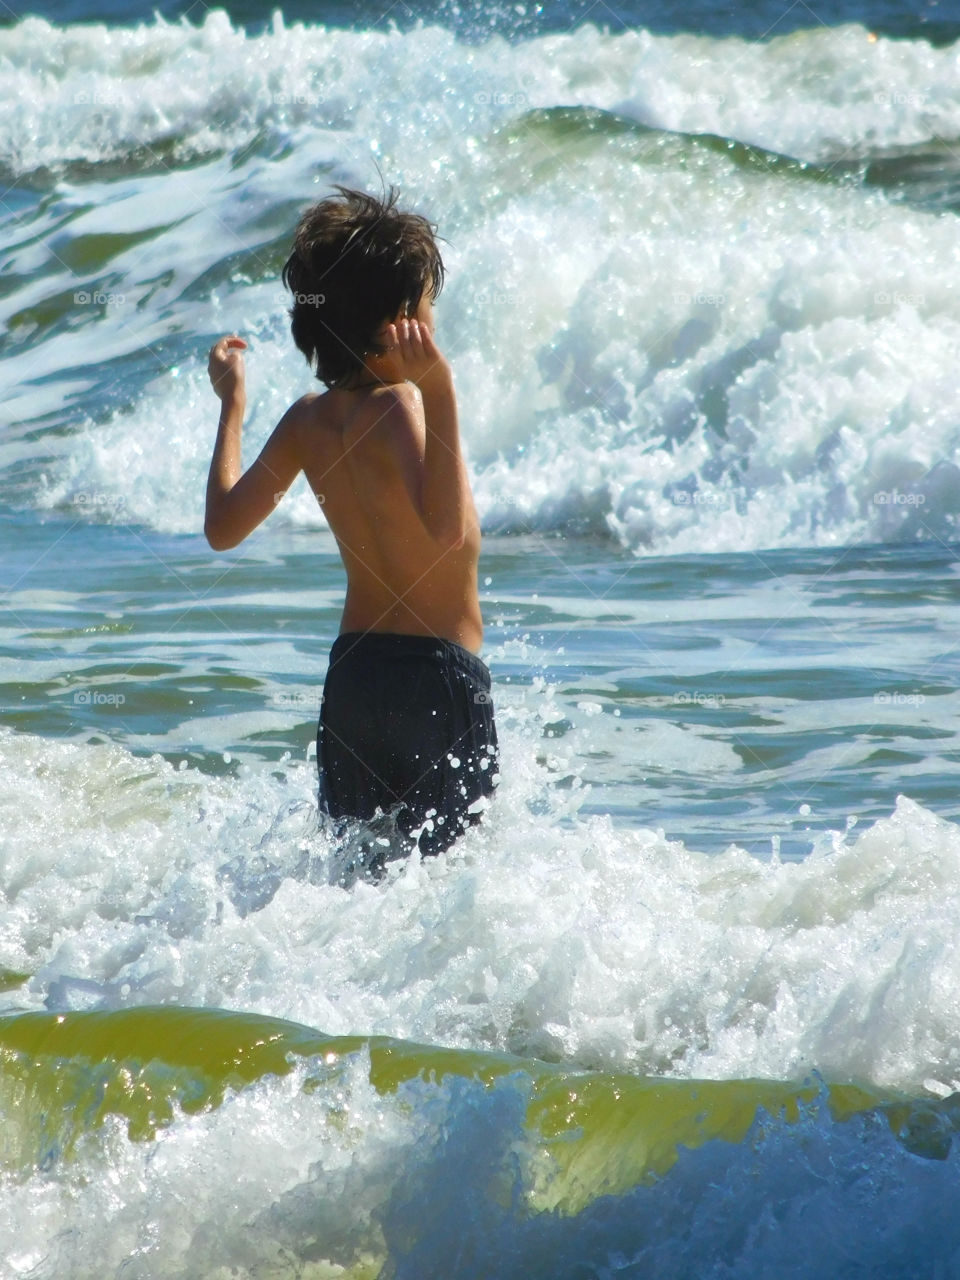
205, 335, 305, 550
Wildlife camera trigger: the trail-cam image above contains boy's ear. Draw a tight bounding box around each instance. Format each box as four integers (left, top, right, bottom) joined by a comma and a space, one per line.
367, 320, 399, 358
374, 309, 405, 341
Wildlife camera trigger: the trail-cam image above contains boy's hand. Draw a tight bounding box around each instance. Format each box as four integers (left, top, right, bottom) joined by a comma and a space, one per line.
382, 318, 450, 390
208, 335, 248, 402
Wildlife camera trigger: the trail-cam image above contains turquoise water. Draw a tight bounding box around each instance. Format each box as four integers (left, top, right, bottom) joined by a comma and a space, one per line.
3, 0, 960, 1273
5, 511, 960, 855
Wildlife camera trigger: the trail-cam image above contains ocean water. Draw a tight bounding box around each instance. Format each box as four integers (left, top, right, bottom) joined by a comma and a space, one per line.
2, 0, 960, 1274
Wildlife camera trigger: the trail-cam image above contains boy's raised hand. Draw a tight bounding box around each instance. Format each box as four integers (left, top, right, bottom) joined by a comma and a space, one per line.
383, 318, 450, 389
208, 335, 248, 402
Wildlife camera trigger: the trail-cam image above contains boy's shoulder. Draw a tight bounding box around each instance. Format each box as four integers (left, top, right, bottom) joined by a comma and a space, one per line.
281, 386, 421, 474
342, 382, 422, 446
280, 388, 345, 442
288, 383, 418, 428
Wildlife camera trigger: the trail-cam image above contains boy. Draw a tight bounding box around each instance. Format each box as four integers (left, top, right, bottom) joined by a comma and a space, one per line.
205, 187, 498, 869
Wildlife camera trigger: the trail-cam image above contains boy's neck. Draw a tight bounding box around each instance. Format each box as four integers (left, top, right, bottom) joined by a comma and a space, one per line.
338, 374, 393, 392
338, 357, 401, 393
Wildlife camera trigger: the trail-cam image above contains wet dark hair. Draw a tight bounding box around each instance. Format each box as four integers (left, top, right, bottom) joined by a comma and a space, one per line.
281, 185, 445, 388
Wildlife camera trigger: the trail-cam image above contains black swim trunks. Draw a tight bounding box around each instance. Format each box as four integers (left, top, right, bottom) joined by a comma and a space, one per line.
317, 631, 498, 867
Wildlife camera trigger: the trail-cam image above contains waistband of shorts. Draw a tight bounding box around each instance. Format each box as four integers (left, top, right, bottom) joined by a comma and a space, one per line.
329, 631, 491, 687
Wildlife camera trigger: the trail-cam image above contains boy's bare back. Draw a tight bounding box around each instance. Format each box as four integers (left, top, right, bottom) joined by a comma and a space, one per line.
294, 375, 483, 652
205, 313, 483, 653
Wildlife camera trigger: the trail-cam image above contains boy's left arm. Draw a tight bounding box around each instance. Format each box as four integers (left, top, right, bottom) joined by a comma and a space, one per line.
205, 335, 304, 550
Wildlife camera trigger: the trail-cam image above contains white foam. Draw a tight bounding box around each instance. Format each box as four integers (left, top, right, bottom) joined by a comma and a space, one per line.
607, 23, 960, 161
5, 13, 960, 554
0, 1049, 423, 1277
3, 724, 960, 1093
0, 16, 956, 174
23, 143, 960, 554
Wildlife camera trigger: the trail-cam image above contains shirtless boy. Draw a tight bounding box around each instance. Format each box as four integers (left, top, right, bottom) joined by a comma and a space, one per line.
204, 187, 497, 865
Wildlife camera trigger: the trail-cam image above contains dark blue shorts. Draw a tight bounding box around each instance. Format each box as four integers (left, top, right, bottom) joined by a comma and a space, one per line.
317, 632, 498, 867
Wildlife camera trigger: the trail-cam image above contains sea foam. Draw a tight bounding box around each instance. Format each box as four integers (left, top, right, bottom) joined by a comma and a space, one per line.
3, 726, 960, 1093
